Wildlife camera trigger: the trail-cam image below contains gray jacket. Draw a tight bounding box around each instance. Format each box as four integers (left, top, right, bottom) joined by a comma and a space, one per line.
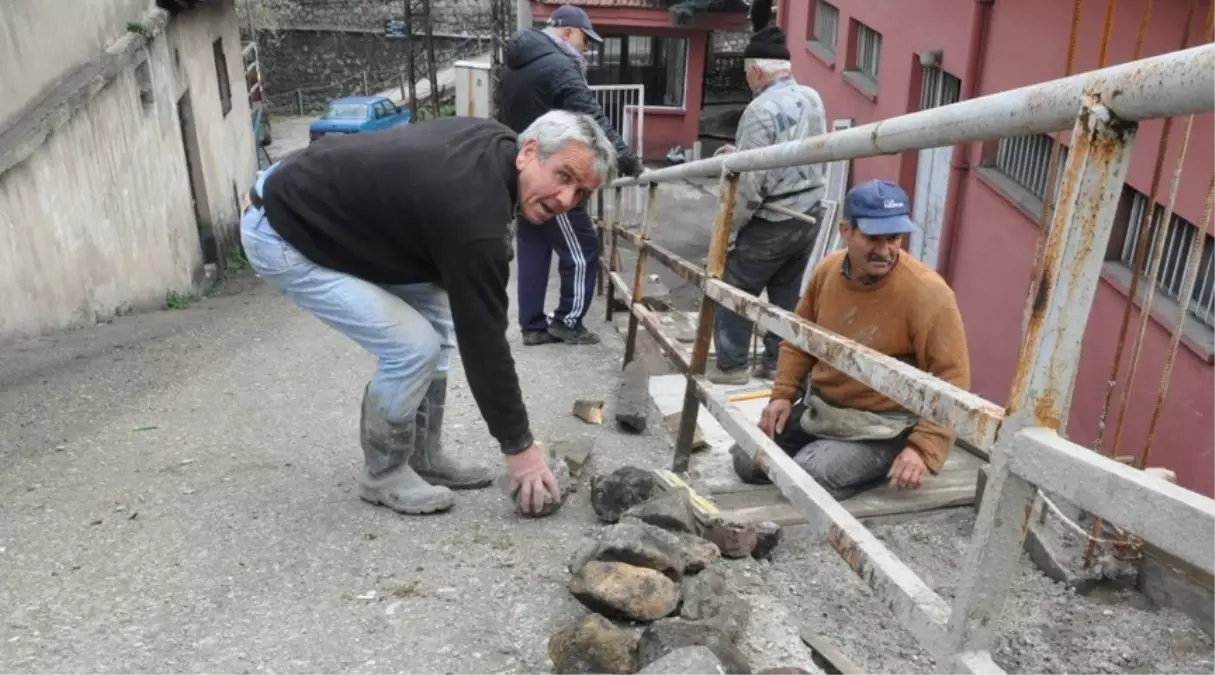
731, 77, 828, 237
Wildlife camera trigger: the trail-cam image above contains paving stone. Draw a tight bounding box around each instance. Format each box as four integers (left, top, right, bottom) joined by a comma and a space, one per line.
680, 566, 752, 644
639, 645, 729, 674
568, 561, 681, 622
615, 359, 649, 432
548, 613, 639, 674
591, 465, 663, 523
637, 618, 751, 674
622, 490, 699, 535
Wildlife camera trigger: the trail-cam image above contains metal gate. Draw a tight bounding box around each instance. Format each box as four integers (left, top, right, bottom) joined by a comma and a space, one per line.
589, 84, 645, 219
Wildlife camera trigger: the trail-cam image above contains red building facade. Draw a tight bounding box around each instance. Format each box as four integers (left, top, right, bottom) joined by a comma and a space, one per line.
531, 0, 749, 159
776, 0, 1215, 495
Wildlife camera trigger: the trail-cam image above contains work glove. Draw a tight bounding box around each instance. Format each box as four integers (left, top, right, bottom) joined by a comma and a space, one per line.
617, 153, 645, 178
506, 443, 563, 516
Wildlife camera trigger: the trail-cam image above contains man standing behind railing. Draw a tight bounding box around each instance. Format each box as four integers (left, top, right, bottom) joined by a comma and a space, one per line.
497, 4, 645, 347
732, 180, 972, 500
707, 22, 829, 385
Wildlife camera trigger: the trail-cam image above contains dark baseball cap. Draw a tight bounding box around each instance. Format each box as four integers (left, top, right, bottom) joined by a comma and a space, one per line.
547, 4, 603, 43
843, 179, 918, 236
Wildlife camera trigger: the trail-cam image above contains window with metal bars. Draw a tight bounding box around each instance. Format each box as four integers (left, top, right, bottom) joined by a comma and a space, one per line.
919, 65, 961, 110
811, 1, 839, 54
991, 134, 1068, 204
853, 23, 881, 80
1119, 193, 1215, 330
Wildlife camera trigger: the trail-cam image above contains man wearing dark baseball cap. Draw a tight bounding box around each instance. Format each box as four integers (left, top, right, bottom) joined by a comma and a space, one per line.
546, 4, 603, 45
731, 179, 973, 503
498, 3, 645, 347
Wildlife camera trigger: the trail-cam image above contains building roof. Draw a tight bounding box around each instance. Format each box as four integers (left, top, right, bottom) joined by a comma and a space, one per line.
535, 0, 670, 7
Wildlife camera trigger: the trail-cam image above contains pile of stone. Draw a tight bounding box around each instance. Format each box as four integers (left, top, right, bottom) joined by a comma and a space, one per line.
548, 466, 798, 674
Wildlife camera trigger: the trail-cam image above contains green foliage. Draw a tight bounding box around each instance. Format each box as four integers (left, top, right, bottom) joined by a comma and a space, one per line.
126, 20, 154, 46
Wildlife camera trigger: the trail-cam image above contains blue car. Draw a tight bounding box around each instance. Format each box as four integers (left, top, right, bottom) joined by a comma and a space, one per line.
309, 95, 412, 143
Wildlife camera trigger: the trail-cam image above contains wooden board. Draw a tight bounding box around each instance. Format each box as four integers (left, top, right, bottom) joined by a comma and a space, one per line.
647, 373, 986, 524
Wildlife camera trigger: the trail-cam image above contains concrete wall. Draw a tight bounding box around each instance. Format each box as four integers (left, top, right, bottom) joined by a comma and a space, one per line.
258, 29, 485, 114
0, 0, 152, 127
0, 0, 257, 340
266, 0, 499, 35
777, 0, 1215, 496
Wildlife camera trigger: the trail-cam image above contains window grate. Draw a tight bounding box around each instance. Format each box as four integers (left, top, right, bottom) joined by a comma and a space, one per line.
919, 65, 961, 111
1121, 193, 1215, 329
993, 134, 1067, 203
854, 23, 881, 79
813, 1, 839, 52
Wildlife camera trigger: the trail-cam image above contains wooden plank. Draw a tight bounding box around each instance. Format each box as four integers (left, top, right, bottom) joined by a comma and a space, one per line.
653, 465, 981, 526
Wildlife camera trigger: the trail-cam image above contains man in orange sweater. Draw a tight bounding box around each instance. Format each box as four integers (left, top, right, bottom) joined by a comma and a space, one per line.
731, 179, 971, 500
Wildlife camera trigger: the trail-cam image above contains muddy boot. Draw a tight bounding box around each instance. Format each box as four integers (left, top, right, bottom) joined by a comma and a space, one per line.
708, 366, 750, 385
359, 386, 455, 515
409, 376, 496, 490
730, 443, 772, 485
751, 362, 776, 380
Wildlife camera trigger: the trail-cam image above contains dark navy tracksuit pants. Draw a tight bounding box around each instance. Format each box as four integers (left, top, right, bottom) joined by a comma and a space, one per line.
515, 207, 599, 332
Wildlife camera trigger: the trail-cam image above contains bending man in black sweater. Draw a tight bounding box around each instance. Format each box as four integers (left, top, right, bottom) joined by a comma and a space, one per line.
240, 110, 616, 517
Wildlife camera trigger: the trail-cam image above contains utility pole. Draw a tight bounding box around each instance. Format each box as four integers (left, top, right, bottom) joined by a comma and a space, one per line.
422, 0, 440, 119
515, 0, 531, 31
403, 0, 418, 120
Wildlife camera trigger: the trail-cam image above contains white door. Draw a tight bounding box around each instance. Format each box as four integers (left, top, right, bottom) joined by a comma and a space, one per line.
911, 146, 951, 270
910, 65, 962, 271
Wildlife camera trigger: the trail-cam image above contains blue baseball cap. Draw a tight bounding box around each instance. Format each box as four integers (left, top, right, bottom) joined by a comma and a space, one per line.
547, 4, 603, 43
843, 180, 919, 236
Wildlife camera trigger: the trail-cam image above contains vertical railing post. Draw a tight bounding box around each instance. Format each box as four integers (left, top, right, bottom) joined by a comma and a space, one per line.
622, 183, 660, 367
595, 189, 606, 297
605, 186, 623, 323
673, 171, 740, 474
942, 95, 1139, 673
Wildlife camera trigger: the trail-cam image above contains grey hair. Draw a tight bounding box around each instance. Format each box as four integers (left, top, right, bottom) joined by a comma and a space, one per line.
745, 57, 792, 78
518, 109, 617, 183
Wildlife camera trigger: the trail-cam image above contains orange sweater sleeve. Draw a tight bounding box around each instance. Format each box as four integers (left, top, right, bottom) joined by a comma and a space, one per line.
906, 295, 972, 473
771, 269, 821, 401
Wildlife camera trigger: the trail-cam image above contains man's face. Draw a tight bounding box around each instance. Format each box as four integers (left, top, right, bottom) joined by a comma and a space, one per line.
839, 221, 902, 279
515, 139, 602, 224
557, 27, 590, 55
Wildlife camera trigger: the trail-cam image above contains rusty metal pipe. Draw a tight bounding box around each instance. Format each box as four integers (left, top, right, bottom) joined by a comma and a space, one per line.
604, 187, 623, 323
622, 184, 660, 366
613, 45, 1214, 188
937, 0, 995, 284
1139, 174, 1215, 470
673, 172, 739, 474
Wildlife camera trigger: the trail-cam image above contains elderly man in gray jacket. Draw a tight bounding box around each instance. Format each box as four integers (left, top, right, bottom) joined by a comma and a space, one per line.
709, 22, 828, 386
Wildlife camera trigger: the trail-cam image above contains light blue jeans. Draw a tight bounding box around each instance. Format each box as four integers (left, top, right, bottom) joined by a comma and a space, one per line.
239, 167, 454, 422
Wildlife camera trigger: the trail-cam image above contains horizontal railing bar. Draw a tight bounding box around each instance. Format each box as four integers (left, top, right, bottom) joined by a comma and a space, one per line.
607, 225, 707, 288
694, 375, 954, 657
614, 44, 1214, 187
1010, 427, 1215, 576
608, 271, 695, 369
703, 279, 1003, 454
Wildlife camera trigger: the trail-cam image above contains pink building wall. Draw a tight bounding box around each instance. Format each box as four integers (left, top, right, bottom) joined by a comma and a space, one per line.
778, 0, 1215, 496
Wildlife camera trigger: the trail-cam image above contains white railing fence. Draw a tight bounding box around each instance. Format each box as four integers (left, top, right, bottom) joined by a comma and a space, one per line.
589, 84, 645, 220
594, 43, 1215, 675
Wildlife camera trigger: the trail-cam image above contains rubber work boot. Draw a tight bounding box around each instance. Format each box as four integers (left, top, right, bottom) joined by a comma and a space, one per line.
707, 366, 750, 385
408, 375, 496, 489
358, 386, 455, 515
752, 362, 776, 380
730, 443, 772, 485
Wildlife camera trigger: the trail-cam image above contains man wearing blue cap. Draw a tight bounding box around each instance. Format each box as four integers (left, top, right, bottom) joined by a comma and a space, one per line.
730, 179, 972, 501
498, 4, 645, 347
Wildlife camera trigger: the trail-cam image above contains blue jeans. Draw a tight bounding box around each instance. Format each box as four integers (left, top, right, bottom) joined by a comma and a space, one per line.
239, 171, 454, 423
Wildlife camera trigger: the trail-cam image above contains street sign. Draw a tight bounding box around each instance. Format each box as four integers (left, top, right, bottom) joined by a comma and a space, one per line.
384, 19, 408, 40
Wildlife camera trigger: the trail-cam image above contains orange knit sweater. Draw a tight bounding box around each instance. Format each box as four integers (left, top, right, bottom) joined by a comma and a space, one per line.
771, 250, 972, 472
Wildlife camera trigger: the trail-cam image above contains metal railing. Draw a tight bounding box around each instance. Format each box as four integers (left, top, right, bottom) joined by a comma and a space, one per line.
592, 43, 1215, 674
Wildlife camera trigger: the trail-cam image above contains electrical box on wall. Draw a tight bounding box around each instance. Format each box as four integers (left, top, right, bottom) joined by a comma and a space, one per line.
453, 61, 492, 119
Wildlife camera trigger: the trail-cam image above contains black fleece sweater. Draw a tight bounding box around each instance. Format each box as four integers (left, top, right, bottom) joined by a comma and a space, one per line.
260, 116, 533, 454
